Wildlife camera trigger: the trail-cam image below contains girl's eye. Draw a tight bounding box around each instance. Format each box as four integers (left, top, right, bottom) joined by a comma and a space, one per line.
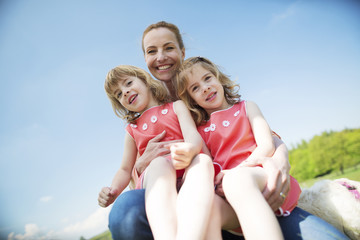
191, 86, 198, 92
117, 92, 122, 98
126, 80, 132, 86
204, 76, 211, 81
166, 46, 174, 51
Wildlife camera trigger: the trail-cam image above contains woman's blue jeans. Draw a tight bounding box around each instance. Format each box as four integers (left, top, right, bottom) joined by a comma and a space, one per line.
109, 189, 349, 240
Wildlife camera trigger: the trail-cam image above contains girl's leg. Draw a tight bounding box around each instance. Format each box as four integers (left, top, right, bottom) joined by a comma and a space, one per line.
143, 157, 177, 240
205, 194, 240, 240
176, 153, 215, 240
222, 167, 283, 240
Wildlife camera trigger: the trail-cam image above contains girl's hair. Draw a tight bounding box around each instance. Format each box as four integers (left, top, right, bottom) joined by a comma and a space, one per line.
176, 56, 241, 125
105, 65, 170, 123
142, 21, 184, 53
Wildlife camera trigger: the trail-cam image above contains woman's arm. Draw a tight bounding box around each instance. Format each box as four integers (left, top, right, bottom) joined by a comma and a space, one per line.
261, 135, 291, 211
98, 132, 138, 207
135, 130, 168, 174
241, 101, 290, 210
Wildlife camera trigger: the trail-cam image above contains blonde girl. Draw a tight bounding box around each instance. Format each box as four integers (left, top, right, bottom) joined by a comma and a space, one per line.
98, 65, 214, 240
176, 56, 301, 240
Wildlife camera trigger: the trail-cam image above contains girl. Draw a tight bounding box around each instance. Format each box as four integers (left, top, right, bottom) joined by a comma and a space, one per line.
176, 56, 302, 240
98, 65, 214, 240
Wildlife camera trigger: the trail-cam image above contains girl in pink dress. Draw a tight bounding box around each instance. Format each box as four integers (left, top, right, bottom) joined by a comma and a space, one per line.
176, 56, 301, 240
98, 65, 214, 240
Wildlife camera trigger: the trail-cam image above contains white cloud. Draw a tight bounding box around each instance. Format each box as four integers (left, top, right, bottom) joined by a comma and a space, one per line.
269, 2, 299, 26
7, 224, 56, 240
7, 207, 112, 240
39, 196, 53, 203
61, 207, 111, 238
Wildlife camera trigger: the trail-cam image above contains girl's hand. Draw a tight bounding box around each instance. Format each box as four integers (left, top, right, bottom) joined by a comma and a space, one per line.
135, 130, 182, 174
167, 142, 198, 169
98, 187, 119, 208
258, 157, 290, 211
214, 171, 225, 197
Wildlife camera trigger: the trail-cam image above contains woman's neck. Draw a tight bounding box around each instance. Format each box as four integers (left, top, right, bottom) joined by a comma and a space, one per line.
165, 81, 178, 101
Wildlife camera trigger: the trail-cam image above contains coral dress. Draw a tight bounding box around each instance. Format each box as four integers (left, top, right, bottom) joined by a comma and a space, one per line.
126, 102, 185, 189
198, 100, 301, 216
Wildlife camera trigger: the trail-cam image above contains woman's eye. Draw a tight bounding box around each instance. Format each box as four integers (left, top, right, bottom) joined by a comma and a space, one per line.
127, 80, 132, 86
166, 46, 174, 50
205, 76, 211, 81
147, 49, 156, 54
117, 92, 122, 98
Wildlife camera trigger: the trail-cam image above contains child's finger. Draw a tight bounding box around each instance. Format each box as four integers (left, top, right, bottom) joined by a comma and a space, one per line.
110, 188, 119, 196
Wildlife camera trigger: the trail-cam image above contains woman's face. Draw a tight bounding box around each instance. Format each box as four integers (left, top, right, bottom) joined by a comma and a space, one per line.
143, 27, 185, 83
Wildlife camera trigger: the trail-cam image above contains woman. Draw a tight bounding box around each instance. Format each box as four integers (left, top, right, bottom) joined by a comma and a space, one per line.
107, 21, 349, 240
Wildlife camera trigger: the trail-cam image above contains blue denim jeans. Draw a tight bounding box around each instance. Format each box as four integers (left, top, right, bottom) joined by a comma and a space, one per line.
109, 189, 349, 240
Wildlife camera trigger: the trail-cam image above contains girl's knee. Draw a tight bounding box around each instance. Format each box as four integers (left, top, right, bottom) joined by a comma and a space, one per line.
147, 157, 172, 171
191, 153, 214, 171
223, 167, 266, 190
144, 157, 176, 187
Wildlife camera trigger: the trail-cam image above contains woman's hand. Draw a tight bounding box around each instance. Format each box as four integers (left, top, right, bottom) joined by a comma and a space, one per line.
262, 157, 290, 211
240, 157, 290, 211
135, 130, 182, 174
214, 171, 225, 198
242, 134, 291, 211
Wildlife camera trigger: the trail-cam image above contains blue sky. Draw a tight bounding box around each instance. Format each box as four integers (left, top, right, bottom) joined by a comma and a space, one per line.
0, 0, 359, 239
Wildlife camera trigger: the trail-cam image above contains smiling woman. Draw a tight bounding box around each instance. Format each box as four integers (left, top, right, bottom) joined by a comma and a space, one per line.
142, 22, 185, 101
1, 0, 359, 239
107, 20, 352, 240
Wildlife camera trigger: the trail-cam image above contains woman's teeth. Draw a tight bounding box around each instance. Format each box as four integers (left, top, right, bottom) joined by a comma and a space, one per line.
158, 65, 171, 70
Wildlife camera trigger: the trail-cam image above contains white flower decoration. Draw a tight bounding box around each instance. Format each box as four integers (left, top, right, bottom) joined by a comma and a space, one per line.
234, 110, 240, 117
210, 124, 216, 132
204, 127, 210, 133
142, 123, 148, 130
130, 124, 137, 128
161, 109, 168, 115
151, 116, 157, 123
222, 120, 230, 127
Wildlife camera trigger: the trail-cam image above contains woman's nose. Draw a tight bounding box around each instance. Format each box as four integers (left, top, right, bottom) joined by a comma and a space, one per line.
156, 51, 167, 62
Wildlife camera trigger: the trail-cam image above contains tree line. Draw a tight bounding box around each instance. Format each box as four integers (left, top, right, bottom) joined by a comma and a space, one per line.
288, 128, 360, 182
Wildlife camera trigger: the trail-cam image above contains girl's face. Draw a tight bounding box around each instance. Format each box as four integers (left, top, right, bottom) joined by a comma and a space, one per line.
143, 27, 185, 83
113, 76, 158, 113
186, 64, 230, 115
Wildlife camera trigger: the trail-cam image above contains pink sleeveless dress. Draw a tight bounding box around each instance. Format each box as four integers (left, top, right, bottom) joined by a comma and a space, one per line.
126, 102, 185, 189
198, 101, 301, 217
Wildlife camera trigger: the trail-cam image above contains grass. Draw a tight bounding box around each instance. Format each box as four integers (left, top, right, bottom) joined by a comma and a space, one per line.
300, 164, 360, 188
89, 230, 112, 240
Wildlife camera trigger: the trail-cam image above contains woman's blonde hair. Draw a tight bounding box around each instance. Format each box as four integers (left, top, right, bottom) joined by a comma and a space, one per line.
142, 21, 184, 53
175, 57, 241, 125
105, 65, 170, 123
